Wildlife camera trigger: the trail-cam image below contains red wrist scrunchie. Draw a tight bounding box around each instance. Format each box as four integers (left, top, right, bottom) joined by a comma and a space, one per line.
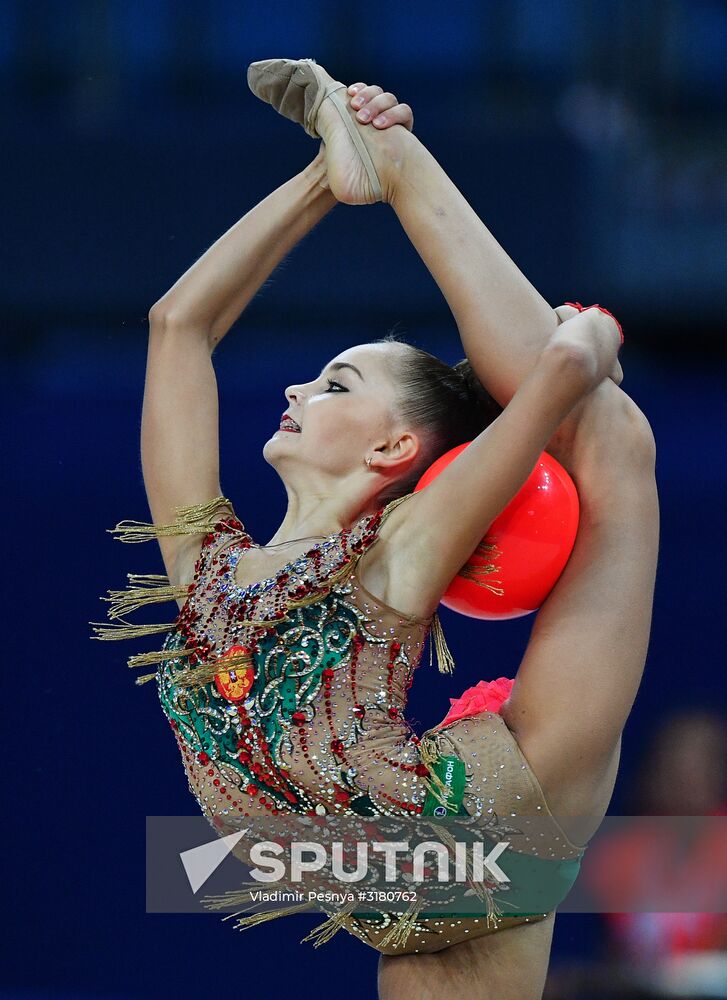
564, 301, 625, 345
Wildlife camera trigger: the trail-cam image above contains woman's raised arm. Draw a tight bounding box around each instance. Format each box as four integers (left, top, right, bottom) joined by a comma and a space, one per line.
149, 151, 335, 345
142, 154, 336, 585
140, 87, 414, 587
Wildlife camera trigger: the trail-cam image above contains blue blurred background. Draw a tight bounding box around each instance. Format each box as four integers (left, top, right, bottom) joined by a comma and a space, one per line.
4, 1, 726, 998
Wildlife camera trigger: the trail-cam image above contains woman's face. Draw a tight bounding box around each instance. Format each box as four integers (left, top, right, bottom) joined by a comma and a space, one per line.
263, 343, 410, 488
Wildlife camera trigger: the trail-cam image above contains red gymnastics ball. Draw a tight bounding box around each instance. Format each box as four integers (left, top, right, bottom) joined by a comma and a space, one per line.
414, 444, 579, 620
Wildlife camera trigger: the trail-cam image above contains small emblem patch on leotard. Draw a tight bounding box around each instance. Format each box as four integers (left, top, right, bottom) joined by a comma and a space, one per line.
422, 755, 467, 816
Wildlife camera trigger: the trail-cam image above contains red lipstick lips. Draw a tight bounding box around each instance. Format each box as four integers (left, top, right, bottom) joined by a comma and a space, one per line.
279, 413, 301, 432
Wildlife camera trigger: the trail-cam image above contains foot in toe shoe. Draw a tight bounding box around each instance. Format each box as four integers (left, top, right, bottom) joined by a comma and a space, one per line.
247, 58, 339, 138
248, 57, 387, 205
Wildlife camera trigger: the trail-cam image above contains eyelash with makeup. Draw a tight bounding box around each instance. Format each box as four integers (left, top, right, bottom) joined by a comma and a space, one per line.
325, 379, 347, 392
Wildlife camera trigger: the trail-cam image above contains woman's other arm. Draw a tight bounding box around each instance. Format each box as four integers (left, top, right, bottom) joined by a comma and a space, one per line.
383, 309, 622, 619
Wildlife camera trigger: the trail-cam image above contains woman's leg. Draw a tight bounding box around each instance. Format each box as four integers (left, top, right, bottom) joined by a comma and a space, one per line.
380, 129, 560, 405
377, 383, 657, 1000
498, 378, 659, 842
338, 95, 658, 988
378, 913, 556, 1000
359, 119, 658, 823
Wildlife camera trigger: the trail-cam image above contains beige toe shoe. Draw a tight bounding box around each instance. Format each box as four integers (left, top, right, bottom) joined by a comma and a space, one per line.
247, 57, 382, 202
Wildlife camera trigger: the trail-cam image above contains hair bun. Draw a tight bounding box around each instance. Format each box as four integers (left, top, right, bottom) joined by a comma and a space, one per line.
452, 358, 502, 426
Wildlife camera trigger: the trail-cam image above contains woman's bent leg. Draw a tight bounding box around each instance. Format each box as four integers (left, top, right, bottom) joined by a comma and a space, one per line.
500, 379, 659, 843
378, 380, 657, 1000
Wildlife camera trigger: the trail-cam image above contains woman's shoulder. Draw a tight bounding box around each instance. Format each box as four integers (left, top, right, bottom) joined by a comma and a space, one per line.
349, 492, 439, 624
173, 501, 250, 590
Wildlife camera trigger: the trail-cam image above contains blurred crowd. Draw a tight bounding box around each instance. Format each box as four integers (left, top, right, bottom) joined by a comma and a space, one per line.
544, 709, 727, 1000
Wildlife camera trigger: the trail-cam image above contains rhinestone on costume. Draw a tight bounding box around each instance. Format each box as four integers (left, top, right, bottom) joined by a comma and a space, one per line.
106, 493, 581, 954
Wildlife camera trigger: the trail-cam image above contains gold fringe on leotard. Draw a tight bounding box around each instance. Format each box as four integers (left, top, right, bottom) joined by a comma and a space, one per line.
430, 611, 456, 675
127, 646, 194, 669
134, 671, 162, 686
417, 732, 455, 809
100, 573, 190, 619
91, 495, 239, 680
226, 901, 317, 931
457, 540, 505, 596
421, 819, 510, 925
299, 898, 362, 947
202, 849, 504, 948
375, 897, 425, 949
208, 882, 315, 931
90, 619, 179, 641
93, 490, 458, 687
201, 881, 362, 945
107, 495, 237, 543
172, 648, 256, 689
201, 880, 265, 913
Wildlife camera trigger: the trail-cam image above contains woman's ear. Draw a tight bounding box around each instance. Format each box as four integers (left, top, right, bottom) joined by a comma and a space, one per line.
372, 429, 421, 475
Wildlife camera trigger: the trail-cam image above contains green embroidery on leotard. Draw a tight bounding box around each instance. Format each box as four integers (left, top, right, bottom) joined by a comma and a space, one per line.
156, 597, 361, 809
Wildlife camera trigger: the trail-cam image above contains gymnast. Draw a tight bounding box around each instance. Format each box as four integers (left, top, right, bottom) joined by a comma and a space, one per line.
95, 59, 659, 1000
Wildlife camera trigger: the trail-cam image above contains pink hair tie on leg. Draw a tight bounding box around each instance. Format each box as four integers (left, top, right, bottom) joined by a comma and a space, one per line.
564, 301, 625, 346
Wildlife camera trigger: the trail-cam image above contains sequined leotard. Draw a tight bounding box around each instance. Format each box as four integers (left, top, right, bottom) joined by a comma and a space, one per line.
93, 493, 587, 954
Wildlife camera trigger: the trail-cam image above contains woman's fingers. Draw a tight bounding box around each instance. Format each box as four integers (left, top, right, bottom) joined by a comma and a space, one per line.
349, 83, 384, 114
554, 304, 624, 385
346, 82, 414, 132
374, 102, 414, 131
557, 301, 624, 347
366, 96, 413, 131
554, 304, 581, 324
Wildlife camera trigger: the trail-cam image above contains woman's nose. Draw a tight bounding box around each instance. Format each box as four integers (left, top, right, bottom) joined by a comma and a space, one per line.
285, 384, 303, 405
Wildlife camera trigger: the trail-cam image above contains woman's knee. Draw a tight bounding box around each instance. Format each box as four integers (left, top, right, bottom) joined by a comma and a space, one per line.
572, 381, 657, 475
612, 391, 657, 469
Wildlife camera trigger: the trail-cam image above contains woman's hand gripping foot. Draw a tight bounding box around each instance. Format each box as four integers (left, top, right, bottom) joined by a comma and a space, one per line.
314, 71, 414, 205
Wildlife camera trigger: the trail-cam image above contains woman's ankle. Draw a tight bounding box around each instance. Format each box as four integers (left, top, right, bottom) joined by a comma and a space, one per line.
302, 149, 338, 207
